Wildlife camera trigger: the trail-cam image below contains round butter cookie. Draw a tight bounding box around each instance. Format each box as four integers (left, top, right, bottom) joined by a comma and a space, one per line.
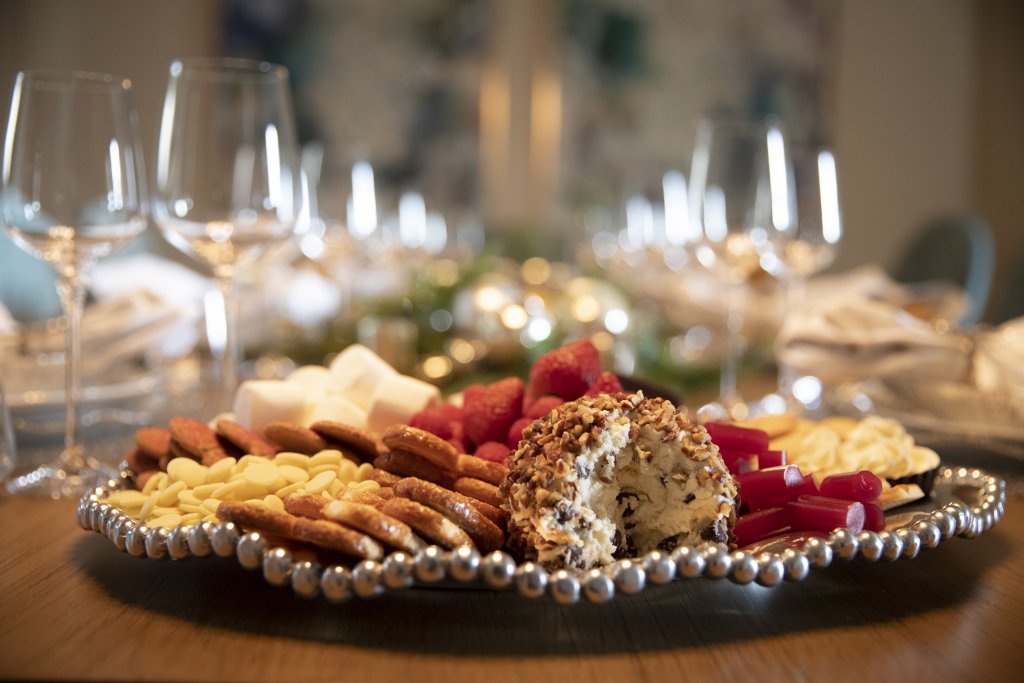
501, 392, 738, 570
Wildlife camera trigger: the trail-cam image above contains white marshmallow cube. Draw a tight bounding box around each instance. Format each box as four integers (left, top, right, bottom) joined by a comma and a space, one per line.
302, 394, 368, 430
232, 380, 308, 433
366, 373, 441, 435
327, 344, 397, 410
286, 365, 332, 396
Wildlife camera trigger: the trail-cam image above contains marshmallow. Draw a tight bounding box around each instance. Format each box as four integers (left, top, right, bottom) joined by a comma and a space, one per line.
286, 365, 332, 396
366, 373, 441, 435
232, 380, 308, 433
327, 344, 397, 410
302, 393, 369, 430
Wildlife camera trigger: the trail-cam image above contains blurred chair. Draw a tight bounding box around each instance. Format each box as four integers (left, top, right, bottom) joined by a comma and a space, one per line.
893, 212, 995, 326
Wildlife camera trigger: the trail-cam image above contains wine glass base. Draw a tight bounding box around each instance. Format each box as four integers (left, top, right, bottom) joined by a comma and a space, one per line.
5, 456, 118, 499
696, 400, 751, 422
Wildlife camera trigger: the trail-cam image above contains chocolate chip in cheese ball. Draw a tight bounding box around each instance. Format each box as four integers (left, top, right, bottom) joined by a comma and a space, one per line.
500, 392, 738, 570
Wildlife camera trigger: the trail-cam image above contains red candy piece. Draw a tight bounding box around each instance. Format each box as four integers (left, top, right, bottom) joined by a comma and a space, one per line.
785, 495, 865, 535
525, 395, 564, 420
760, 449, 787, 469
507, 417, 534, 449
527, 339, 601, 401
584, 371, 623, 397
818, 470, 883, 504
705, 422, 770, 459
863, 503, 886, 532
736, 465, 805, 512
463, 377, 525, 446
735, 506, 790, 548
474, 441, 511, 466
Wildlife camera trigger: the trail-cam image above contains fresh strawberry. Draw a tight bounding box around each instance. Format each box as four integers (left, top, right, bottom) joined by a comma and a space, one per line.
463, 377, 525, 446
409, 407, 454, 440
507, 417, 534, 449
524, 395, 564, 419
475, 441, 511, 466
527, 339, 601, 401
447, 438, 467, 454
439, 404, 462, 422
584, 371, 623, 397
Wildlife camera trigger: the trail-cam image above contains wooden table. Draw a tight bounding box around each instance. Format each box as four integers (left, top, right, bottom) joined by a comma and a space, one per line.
0, 487, 1021, 682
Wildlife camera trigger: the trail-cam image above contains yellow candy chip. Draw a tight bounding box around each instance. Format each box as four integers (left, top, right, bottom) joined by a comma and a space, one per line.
157, 481, 187, 507
178, 491, 202, 507
277, 465, 309, 484
327, 479, 344, 496
211, 479, 243, 501
192, 482, 222, 499
201, 499, 222, 515
141, 472, 165, 495
148, 513, 183, 529
179, 512, 203, 526
305, 470, 337, 494
152, 506, 180, 518
110, 490, 147, 510
206, 457, 236, 483
337, 460, 358, 482
274, 481, 306, 498
263, 495, 284, 512
355, 462, 375, 481
235, 481, 272, 501
274, 452, 311, 469
309, 450, 343, 467
179, 503, 202, 514
308, 463, 339, 478
167, 458, 208, 488
243, 463, 281, 488
138, 492, 159, 521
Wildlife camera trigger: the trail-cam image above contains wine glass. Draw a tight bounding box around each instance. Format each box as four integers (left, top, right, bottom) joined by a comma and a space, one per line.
154, 58, 301, 409
758, 147, 842, 412
1, 70, 148, 497
687, 117, 792, 420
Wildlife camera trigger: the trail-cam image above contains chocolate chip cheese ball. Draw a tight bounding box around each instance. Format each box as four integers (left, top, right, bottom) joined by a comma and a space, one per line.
501, 392, 738, 570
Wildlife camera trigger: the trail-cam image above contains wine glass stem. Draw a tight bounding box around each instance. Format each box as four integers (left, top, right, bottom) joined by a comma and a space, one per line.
721, 282, 746, 408
215, 272, 239, 412
55, 273, 87, 471
777, 274, 808, 399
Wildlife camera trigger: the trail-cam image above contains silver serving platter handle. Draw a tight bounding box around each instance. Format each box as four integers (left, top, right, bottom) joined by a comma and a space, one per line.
77, 465, 1007, 604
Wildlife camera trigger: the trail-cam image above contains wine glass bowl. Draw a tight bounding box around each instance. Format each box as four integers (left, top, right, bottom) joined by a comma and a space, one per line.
687, 117, 793, 418
1, 70, 147, 496
154, 58, 301, 405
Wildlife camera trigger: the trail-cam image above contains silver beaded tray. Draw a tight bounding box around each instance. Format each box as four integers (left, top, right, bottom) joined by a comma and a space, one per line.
76, 466, 1007, 605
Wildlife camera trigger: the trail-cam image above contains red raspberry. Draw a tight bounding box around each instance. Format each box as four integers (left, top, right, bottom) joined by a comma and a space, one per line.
439, 404, 462, 422
524, 395, 564, 420
527, 339, 601, 401
584, 371, 624, 397
474, 441, 511, 466
408, 407, 453, 440
447, 438, 467, 454
463, 377, 525, 446
507, 417, 534, 449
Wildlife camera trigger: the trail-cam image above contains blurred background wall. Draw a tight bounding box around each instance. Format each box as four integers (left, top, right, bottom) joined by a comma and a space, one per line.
0, 0, 1021, 321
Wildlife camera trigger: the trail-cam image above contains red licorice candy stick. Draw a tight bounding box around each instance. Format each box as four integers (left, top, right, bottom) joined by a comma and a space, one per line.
794, 476, 819, 497
760, 449, 787, 468
785, 495, 866, 535
736, 465, 805, 507
705, 423, 769, 458
818, 470, 883, 504
721, 452, 759, 476
734, 507, 790, 548
863, 502, 886, 532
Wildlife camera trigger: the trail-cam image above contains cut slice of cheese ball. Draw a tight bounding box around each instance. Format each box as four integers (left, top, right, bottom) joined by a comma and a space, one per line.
502, 392, 738, 570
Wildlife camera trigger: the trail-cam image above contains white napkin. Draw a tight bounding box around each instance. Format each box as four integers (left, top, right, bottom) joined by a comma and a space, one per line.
973, 317, 1024, 401
776, 295, 972, 386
